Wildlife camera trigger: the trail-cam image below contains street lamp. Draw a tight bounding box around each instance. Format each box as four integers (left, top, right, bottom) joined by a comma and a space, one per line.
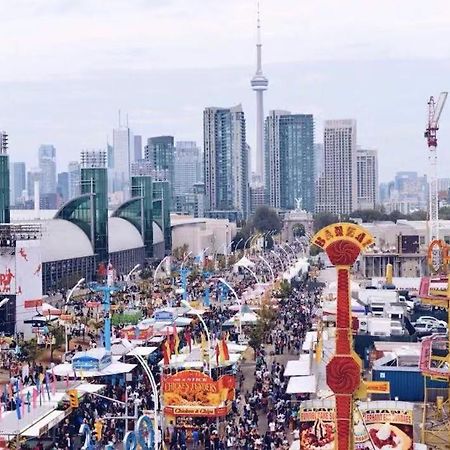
180, 251, 192, 272
284, 243, 297, 260
134, 354, 159, 449
241, 265, 260, 284
0, 298, 9, 309
154, 255, 169, 280
243, 234, 254, 254
258, 255, 275, 284
65, 278, 85, 355
125, 264, 140, 283
234, 238, 244, 253
181, 300, 212, 376
278, 245, 291, 263
218, 278, 242, 338
271, 250, 285, 272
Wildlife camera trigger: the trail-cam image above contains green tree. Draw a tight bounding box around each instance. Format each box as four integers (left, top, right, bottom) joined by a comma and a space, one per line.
292, 223, 306, 237
251, 206, 282, 233
313, 212, 340, 232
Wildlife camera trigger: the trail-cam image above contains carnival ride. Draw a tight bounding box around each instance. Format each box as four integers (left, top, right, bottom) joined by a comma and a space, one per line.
419, 92, 450, 449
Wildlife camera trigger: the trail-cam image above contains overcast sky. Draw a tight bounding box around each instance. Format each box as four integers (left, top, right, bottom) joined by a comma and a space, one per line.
1, 0, 450, 181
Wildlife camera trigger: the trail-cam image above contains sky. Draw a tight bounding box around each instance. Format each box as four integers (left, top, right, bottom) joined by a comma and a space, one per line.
1, 0, 450, 182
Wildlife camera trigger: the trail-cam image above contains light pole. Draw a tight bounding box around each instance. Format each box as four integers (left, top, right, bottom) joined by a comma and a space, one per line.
243, 234, 254, 255
258, 255, 275, 284
181, 300, 212, 376
284, 243, 297, 260
241, 265, 260, 284
154, 255, 169, 280
125, 264, 140, 283
278, 245, 291, 264
134, 354, 159, 449
65, 278, 85, 355
0, 298, 9, 309
234, 238, 244, 254
271, 250, 285, 272
218, 278, 242, 338
180, 251, 192, 272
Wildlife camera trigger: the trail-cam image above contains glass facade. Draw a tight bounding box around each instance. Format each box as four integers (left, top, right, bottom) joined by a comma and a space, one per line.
265, 113, 315, 212
42, 256, 96, 293
132, 176, 154, 257
0, 154, 10, 223
153, 180, 171, 253
81, 168, 108, 263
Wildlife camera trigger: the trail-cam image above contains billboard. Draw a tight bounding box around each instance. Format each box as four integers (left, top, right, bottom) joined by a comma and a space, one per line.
0, 251, 15, 295
15, 240, 42, 338
299, 401, 335, 450
162, 370, 235, 417
357, 401, 414, 450
299, 400, 414, 450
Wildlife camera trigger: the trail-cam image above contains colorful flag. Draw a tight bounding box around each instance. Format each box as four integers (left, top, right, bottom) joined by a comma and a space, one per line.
200, 333, 208, 363
221, 336, 230, 361
173, 325, 180, 355
162, 338, 171, 365
185, 328, 192, 352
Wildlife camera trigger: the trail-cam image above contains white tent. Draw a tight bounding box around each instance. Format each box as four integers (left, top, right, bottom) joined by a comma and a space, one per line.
286, 375, 317, 394
284, 355, 311, 377
233, 256, 255, 272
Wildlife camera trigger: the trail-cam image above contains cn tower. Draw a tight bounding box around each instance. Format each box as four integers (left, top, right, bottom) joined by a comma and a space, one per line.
250, 2, 268, 185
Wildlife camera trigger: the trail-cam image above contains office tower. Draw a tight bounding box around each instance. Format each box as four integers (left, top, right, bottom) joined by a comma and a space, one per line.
80, 150, 108, 262
112, 126, 132, 192
203, 105, 249, 219
27, 168, 42, 201
249, 185, 266, 215
68, 161, 81, 199
107, 142, 114, 169
144, 136, 175, 197
356, 148, 378, 210
153, 180, 172, 253
315, 120, 357, 215
10, 162, 26, 206
265, 111, 315, 212
57, 172, 69, 203
133, 135, 142, 162
38, 145, 56, 195
0, 131, 10, 223
173, 141, 202, 196
314, 143, 324, 183
250, 5, 268, 185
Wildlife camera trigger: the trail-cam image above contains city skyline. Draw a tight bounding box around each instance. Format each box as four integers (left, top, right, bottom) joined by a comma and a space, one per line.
0, 1, 449, 182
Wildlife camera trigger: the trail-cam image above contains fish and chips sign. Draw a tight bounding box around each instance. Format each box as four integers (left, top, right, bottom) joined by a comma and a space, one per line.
162, 370, 235, 417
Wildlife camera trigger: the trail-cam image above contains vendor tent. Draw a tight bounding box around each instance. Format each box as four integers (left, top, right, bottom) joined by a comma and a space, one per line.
286, 375, 317, 394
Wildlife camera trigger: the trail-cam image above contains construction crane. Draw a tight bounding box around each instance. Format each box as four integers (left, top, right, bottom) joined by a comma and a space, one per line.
425, 92, 448, 241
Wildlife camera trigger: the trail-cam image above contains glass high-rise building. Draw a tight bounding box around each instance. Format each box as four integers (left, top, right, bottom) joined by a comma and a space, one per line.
68, 161, 81, 200
38, 144, 56, 195
173, 141, 202, 196
203, 105, 248, 219
112, 126, 132, 193
265, 111, 315, 212
11, 162, 26, 206
145, 136, 175, 198
315, 119, 358, 215
0, 131, 10, 223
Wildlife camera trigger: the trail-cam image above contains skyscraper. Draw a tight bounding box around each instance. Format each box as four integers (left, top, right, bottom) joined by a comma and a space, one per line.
38, 144, 56, 195
112, 126, 132, 192
68, 161, 81, 200
11, 162, 26, 206
0, 131, 10, 223
265, 111, 315, 211
203, 105, 248, 219
133, 135, 142, 162
356, 148, 378, 210
250, 4, 268, 185
315, 120, 357, 215
144, 136, 175, 197
57, 172, 69, 203
173, 141, 202, 196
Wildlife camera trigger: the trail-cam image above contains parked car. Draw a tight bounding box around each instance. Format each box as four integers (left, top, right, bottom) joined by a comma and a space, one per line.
416, 316, 447, 328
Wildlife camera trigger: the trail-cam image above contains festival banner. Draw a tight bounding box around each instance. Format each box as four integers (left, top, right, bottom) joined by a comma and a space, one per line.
162, 370, 235, 417
0, 253, 15, 295
299, 401, 335, 450
365, 381, 390, 394
299, 400, 414, 450
356, 401, 414, 450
